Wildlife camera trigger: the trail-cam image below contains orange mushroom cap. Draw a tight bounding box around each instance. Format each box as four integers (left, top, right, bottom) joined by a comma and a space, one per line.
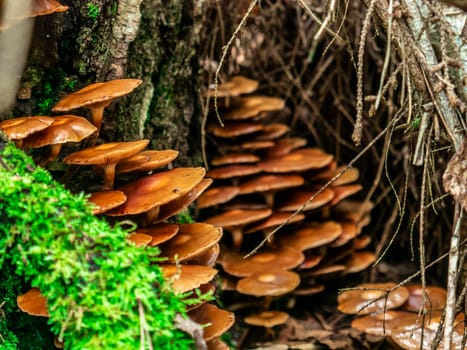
237, 270, 300, 297
116, 149, 179, 174
17, 288, 49, 317
188, 303, 235, 341
158, 223, 222, 263
0, 116, 54, 142
222, 96, 285, 120
337, 283, 409, 315
258, 148, 333, 173
87, 190, 127, 215
351, 310, 420, 336
278, 221, 342, 251
206, 76, 259, 97
160, 264, 218, 293
276, 188, 335, 211
133, 223, 179, 246
31, 0, 68, 16
400, 285, 447, 312
244, 310, 289, 328
197, 185, 240, 209
206, 164, 261, 179
211, 153, 260, 166
266, 137, 307, 157
209, 121, 263, 138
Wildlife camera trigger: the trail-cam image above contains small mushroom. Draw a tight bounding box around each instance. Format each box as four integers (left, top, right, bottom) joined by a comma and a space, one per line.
337, 283, 409, 315
52, 78, 142, 132
209, 121, 263, 138
160, 264, 218, 293
258, 148, 333, 173
244, 310, 289, 328
22, 115, 97, 165
63, 140, 149, 189
222, 96, 285, 121
351, 310, 420, 336
400, 285, 447, 312
87, 190, 127, 215
205, 208, 272, 247
211, 153, 259, 166
133, 223, 179, 246
237, 270, 300, 297
31, 0, 68, 16
278, 221, 342, 251
206, 76, 259, 97
17, 288, 49, 317
116, 149, 179, 174
188, 303, 235, 341
197, 186, 240, 209
0, 116, 54, 148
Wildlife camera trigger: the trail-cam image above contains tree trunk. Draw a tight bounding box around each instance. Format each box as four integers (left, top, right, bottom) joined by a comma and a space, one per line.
3, 0, 203, 164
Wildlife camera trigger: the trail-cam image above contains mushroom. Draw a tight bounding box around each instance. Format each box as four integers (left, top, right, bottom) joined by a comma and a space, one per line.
87, 190, 127, 215
275, 188, 335, 212
31, 0, 68, 16
204, 208, 272, 248
238, 174, 305, 207
0, 116, 54, 148
209, 121, 263, 138
266, 137, 308, 157
197, 186, 240, 209
22, 115, 97, 166
206, 164, 262, 181
222, 96, 285, 121
400, 285, 447, 312
16, 288, 49, 317
52, 78, 142, 132
258, 148, 333, 173
156, 178, 213, 222
115, 149, 179, 175
277, 221, 342, 251
189, 244, 220, 267
127, 232, 153, 247
107, 167, 206, 223
188, 303, 235, 341
160, 264, 218, 293
351, 310, 420, 336
255, 123, 290, 141
133, 223, 179, 246
158, 223, 222, 263
244, 310, 289, 328
221, 246, 304, 277
63, 139, 149, 189
344, 251, 376, 274
206, 76, 259, 98
211, 153, 260, 166
337, 283, 409, 315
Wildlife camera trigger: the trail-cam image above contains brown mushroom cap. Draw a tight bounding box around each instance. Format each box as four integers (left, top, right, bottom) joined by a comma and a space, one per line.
258, 148, 333, 173
156, 178, 213, 222
158, 223, 222, 263
400, 285, 447, 312
54, 81, 130, 140
351, 310, 420, 336
330, 222, 360, 247
127, 232, 152, 247
244, 211, 305, 234
344, 251, 376, 274
22, 115, 97, 148
133, 223, 179, 246
256, 123, 290, 141
297, 253, 324, 270
292, 284, 325, 296
333, 199, 374, 223
52, 79, 142, 128
391, 312, 464, 350
276, 188, 335, 211
87, 190, 127, 215
0, 116, 54, 142
205, 208, 272, 229
239, 140, 275, 150
32, 0, 68, 16
160, 264, 218, 293
206, 76, 259, 97
337, 283, 409, 315
266, 137, 308, 157
188, 303, 235, 341
278, 221, 342, 251
206, 164, 261, 179
116, 149, 179, 174
223, 96, 286, 120
221, 246, 304, 277
330, 184, 363, 205
189, 244, 220, 267
312, 166, 360, 186
17, 288, 49, 317
239, 174, 305, 195
237, 270, 300, 297
244, 310, 289, 328
107, 167, 206, 216
209, 122, 263, 138
211, 153, 260, 166
197, 186, 240, 209
63, 140, 149, 166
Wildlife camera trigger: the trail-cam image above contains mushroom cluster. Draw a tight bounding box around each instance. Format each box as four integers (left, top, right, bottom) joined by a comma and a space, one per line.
4, 78, 233, 348
199, 76, 375, 329
337, 282, 464, 349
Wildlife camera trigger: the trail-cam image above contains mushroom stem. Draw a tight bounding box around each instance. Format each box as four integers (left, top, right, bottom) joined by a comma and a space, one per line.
42, 144, 62, 166
263, 296, 273, 310
230, 227, 243, 248
101, 162, 117, 190
144, 206, 160, 226
263, 192, 275, 208
88, 101, 111, 132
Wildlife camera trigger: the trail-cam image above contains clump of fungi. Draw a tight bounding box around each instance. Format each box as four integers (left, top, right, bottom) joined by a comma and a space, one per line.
337, 282, 464, 349
198, 75, 375, 334
3, 77, 233, 348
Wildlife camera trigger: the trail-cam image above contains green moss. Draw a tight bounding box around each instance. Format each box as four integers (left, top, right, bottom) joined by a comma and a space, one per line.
0, 143, 204, 349
87, 3, 101, 21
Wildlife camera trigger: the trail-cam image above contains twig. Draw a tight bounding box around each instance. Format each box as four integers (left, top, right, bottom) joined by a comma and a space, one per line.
213, 0, 258, 127
245, 111, 404, 258
444, 204, 463, 350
